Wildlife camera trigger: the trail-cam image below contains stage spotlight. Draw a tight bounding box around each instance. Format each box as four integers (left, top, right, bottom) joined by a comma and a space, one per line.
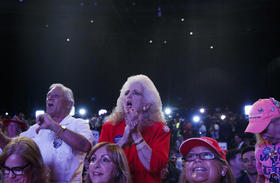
164, 108, 172, 115
35, 110, 45, 118
193, 115, 200, 123
79, 108, 87, 116
98, 109, 107, 116
70, 106, 75, 116
220, 114, 226, 120
199, 108, 205, 114
244, 105, 252, 115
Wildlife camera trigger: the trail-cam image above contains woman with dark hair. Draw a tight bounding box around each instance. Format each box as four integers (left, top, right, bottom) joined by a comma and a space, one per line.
179, 137, 235, 183
85, 142, 132, 183
0, 136, 49, 183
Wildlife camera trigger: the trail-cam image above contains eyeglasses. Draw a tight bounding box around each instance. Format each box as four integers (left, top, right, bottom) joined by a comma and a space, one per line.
183, 152, 216, 161
1, 163, 31, 176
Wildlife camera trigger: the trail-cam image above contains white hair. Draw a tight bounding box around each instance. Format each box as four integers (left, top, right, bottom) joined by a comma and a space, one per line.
49, 83, 74, 108
106, 74, 165, 125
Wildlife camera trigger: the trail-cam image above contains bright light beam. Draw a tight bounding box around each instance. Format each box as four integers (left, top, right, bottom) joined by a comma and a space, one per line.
244, 105, 252, 115
193, 115, 200, 123
199, 108, 205, 114
79, 108, 87, 116
164, 108, 172, 115
98, 109, 107, 116
70, 106, 75, 116
35, 110, 45, 118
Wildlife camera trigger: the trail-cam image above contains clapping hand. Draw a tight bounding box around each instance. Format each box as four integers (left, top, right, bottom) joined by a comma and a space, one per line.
122, 104, 151, 145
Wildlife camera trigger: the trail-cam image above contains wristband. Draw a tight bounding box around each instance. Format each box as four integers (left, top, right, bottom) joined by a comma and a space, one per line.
56, 125, 67, 137
134, 138, 144, 146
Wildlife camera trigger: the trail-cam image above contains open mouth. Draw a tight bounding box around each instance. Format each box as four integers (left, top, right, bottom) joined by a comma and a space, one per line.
126, 101, 132, 107
193, 167, 207, 172
47, 103, 54, 107
92, 171, 104, 176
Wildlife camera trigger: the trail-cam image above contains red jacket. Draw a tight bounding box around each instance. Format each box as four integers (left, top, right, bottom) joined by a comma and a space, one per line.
99, 120, 171, 183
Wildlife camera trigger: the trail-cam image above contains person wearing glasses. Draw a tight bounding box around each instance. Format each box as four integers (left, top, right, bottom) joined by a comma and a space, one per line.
0, 83, 93, 182
0, 136, 49, 183
99, 74, 171, 183
84, 142, 132, 183
178, 137, 235, 183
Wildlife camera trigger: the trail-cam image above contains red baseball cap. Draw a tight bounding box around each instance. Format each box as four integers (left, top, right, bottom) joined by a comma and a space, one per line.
179, 137, 227, 160
3, 116, 27, 131
245, 98, 280, 133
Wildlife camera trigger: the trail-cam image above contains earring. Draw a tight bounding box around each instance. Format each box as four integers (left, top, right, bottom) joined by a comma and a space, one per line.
221, 170, 225, 176
143, 106, 146, 111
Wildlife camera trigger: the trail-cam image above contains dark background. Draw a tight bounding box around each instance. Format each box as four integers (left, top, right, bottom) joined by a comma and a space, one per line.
1, 0, 280, 118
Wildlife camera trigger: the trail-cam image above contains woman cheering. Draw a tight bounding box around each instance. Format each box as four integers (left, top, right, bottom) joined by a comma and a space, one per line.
99, 74, 170, 183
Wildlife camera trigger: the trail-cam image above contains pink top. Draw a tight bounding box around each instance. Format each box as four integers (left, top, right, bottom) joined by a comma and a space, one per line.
256, 143, 280, 183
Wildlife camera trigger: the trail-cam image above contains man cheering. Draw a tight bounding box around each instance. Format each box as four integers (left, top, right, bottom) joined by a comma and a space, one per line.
0, 83, 93, 183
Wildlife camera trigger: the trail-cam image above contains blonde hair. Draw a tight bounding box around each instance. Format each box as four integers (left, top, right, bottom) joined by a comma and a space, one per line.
255, 116, 280, 146
85, 142, 132, 183
106, 74, 165, 126
256, 134, 265, 146
0, 137, 49, 183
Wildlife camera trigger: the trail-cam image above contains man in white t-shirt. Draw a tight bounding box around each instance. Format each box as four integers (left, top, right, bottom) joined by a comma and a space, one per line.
0, 83, 93, 183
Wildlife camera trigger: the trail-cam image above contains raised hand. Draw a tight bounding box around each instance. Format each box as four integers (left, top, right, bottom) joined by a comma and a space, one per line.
138, 104, 152, 123
125, 107, 140, 133
35, 114, 58, 134
123, 104, 152, 145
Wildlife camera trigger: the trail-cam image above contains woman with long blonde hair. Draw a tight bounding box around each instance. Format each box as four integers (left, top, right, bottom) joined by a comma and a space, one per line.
99, 74, 170, 183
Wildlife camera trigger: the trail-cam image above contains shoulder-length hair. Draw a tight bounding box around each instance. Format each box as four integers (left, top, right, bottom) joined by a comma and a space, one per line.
106, 74, 165, 126
178, 155, 235, 183
0, 136, 49, 183
85, 142, 132, 183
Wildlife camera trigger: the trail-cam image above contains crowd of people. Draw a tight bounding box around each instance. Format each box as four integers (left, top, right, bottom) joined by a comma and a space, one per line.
0, 74, 279, 183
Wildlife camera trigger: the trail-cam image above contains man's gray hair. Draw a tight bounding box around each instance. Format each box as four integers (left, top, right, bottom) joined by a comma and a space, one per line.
49, 83, 74, 107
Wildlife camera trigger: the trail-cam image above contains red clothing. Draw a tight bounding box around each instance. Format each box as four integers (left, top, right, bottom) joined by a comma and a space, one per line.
99, 120, 171, 183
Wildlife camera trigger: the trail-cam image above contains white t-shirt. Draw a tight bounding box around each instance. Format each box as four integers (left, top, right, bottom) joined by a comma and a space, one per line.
21, 115, 93, 183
